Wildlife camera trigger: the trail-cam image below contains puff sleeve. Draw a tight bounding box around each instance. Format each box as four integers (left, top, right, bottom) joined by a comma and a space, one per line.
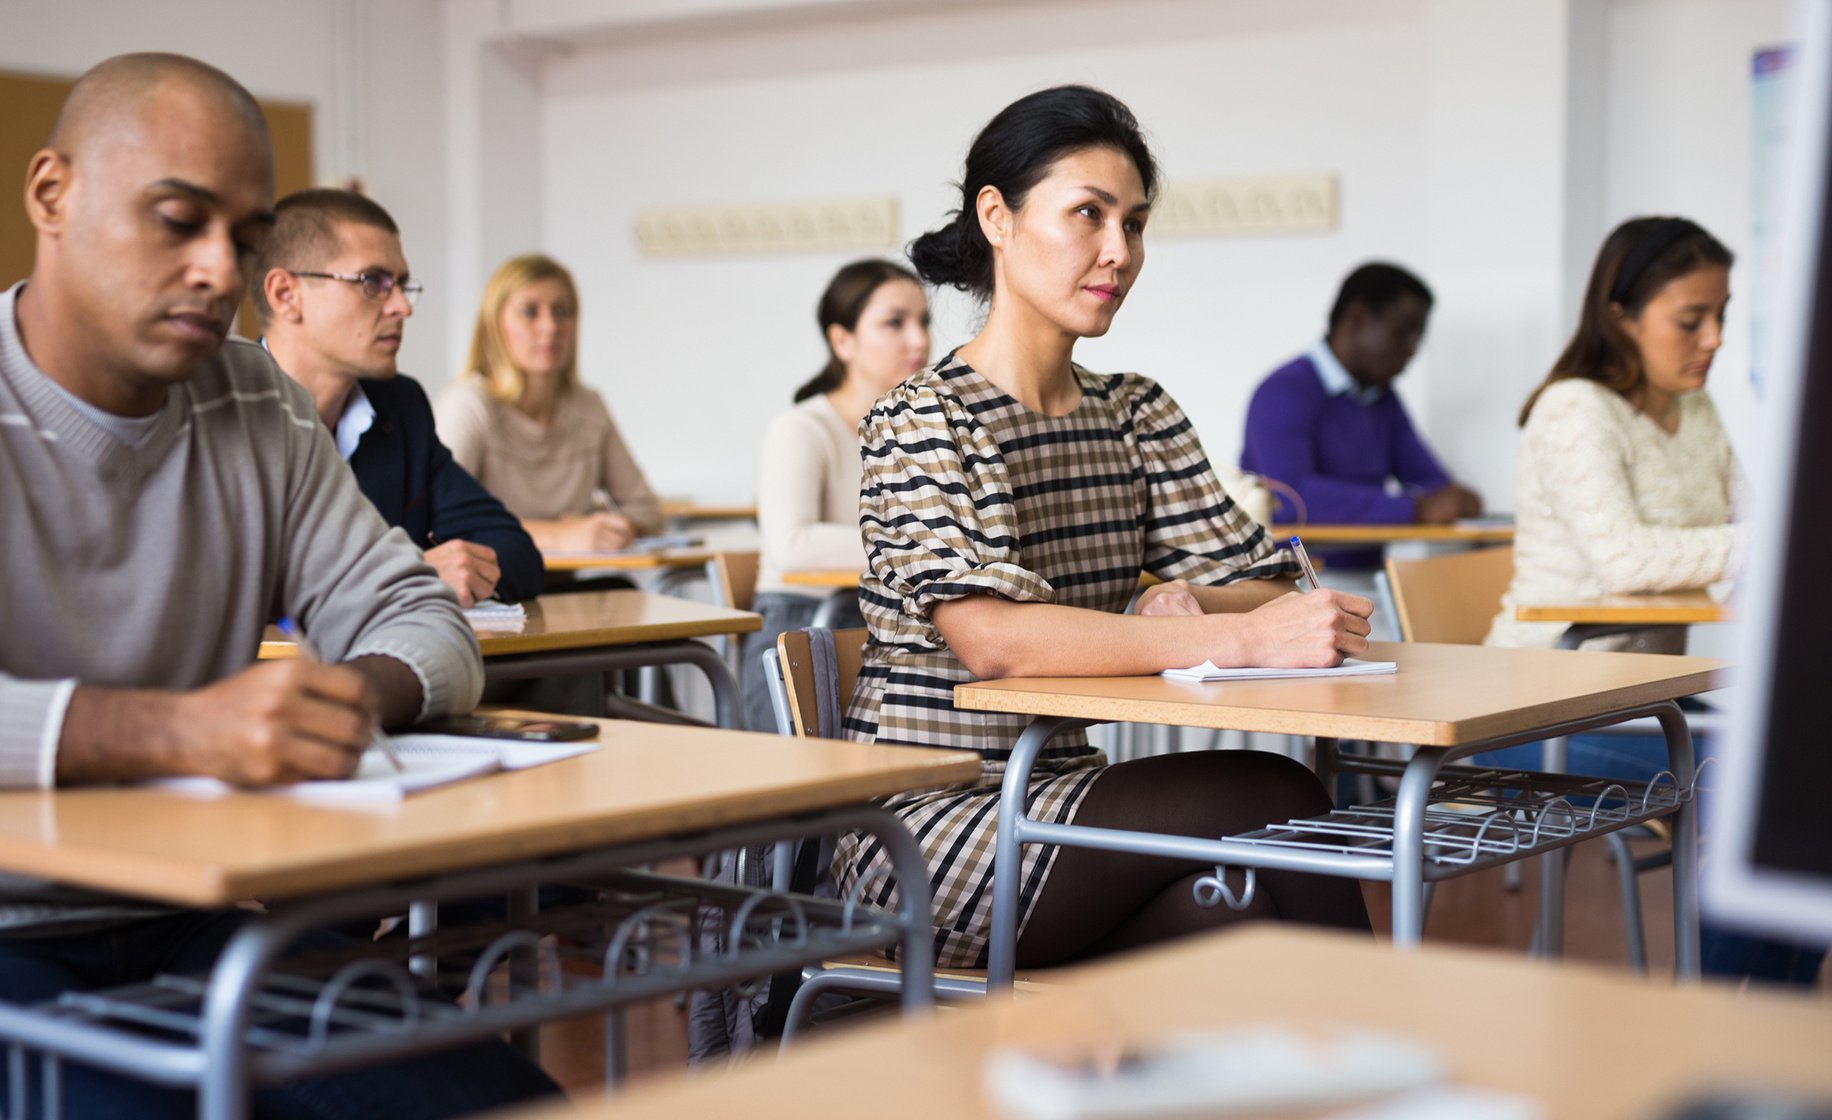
858, 382, 1055, 647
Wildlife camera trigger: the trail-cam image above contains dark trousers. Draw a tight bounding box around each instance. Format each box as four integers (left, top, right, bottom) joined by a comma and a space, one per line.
0, 910, 558, 1119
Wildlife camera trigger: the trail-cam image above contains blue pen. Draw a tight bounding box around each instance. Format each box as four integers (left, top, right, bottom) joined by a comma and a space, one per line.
276, 617, 406, 772
1288, 535, 1324, 592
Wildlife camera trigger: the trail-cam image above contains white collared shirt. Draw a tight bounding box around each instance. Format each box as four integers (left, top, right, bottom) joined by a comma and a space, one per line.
258, 337, 373, 460
1308, 339, 1385, 405
333, 384, 375, 461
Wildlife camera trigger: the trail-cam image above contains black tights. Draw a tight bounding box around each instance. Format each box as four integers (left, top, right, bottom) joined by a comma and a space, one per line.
1015, 750, 1371, 967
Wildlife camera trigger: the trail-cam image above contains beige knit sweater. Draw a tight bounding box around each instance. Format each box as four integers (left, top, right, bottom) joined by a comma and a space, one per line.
755, 395, 868, 595
1486, 378, 1741, 651
433, 376, 663, 536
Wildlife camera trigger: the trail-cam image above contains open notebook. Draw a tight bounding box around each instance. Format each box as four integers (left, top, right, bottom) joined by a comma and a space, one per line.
150, 733, 599, 805
1162, 658, 1397, 682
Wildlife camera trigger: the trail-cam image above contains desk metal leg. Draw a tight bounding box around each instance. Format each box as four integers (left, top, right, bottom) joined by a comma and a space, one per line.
1313, 737, 1339, 807
1656, 700, 1700, 977
507, 886, 541, 1061
1390, 746, 1450, 948
408, 901, 438, 983
1531, 735, 1571, 958
200, 911, 311, 1120
988, 717, 1086, 991
857, 805, 940, 1013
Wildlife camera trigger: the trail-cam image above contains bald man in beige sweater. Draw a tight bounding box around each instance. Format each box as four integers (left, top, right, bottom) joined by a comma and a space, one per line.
0, 52, 554, 1117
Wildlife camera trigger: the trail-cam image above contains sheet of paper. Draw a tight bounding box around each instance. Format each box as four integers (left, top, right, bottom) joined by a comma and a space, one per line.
1161, 658, 1397, 682
146, 734, 598, 804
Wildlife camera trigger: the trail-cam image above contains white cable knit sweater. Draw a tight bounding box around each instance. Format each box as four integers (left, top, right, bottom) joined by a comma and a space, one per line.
1486, 378, 1741, 651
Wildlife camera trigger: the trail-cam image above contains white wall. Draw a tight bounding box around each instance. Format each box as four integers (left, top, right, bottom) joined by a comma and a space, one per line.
0, 0, 455, 386
2, 0, 1798, 511
1605, 0, 1794, 459
525, 0, 1564, 505
506, 0, 1795, 508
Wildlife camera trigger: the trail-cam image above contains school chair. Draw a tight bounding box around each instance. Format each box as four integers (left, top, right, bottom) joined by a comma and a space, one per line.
1383, 547, 1670, 971
705, 550, 760, 675
764, 627, 1042, 1041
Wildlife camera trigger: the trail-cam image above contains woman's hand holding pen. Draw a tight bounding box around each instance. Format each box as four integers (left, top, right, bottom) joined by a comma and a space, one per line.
1238, 588, 1374, 668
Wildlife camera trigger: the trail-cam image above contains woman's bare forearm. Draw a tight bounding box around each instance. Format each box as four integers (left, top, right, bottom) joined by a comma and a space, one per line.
1188, 576, 1298, 614
934, 583, 1370, 681
932, 597, 1257, 680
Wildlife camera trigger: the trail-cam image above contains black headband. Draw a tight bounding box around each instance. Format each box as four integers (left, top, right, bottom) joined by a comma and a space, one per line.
1609, 218, 1705, 304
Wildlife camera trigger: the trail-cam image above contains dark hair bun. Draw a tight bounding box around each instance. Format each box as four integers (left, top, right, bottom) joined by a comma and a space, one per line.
907, 212, 989, 294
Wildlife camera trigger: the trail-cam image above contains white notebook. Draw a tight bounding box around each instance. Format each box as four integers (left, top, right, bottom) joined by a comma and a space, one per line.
149, 733, 599, 805
463, 600, 527, 630
1162, 658, 1397, 682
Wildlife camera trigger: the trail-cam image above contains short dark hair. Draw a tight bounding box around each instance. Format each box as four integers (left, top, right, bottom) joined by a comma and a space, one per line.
908, 85, 1158, 300
250, 188, 400, 326
1327, 262, 1433, 332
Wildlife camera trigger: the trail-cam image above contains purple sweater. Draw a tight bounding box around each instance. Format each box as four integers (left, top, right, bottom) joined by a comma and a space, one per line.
1240, 353, 1451, 525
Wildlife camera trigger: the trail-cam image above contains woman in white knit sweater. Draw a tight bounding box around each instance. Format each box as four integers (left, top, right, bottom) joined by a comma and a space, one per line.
1486, 216, 1739, 653
738, 259, 931, 731
1480, 218, 1818, 984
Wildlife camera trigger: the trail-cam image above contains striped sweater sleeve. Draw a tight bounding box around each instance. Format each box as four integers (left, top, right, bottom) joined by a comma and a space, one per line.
1128, 376, 1298, 585
858, 382, 1054, 647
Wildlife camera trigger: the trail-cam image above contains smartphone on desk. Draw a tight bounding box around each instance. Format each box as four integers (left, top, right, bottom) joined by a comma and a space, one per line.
412, 715, 599, 742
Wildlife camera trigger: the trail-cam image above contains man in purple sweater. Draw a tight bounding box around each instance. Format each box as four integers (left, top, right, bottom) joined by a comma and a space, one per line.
1241, 262, 1481, 566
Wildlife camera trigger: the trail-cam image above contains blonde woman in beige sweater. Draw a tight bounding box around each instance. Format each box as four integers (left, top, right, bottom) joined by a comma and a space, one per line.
739, 259, 931, 731
435, 255, 663, 555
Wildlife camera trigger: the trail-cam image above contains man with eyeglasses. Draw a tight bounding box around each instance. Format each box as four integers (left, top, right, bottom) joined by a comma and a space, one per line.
256, 189, 542, 605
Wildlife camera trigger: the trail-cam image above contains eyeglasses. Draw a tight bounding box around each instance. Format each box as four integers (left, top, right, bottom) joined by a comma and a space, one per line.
292, 270, 424, 307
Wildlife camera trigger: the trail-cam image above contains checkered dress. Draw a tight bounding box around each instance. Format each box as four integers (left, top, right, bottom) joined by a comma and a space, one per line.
837, 354, 1296, 967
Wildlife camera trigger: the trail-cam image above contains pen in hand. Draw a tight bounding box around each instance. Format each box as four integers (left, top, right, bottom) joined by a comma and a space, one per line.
275, 616, 406, 773
1288, 535, 1324, 592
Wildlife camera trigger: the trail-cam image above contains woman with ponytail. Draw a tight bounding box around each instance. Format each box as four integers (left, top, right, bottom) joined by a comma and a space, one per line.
1486, 216, 1740, 652
839, 85, 1372, 970
1479, 219, 1821, 986
738, 259, 930, 731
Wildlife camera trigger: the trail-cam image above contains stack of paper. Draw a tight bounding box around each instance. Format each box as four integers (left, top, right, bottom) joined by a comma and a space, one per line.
1162, 658, 1397, 682
464, 600, 527, 630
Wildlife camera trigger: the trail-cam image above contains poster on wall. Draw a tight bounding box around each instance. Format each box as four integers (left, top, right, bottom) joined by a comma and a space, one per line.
1751, 45, 1795, 396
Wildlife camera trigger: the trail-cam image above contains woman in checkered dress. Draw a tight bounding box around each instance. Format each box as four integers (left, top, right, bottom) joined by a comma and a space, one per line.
835, 86, 1374, 970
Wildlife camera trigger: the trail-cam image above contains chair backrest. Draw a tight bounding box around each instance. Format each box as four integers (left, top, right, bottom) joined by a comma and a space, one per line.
775, 627, 869, 738
710, 551, 760, 613
1383, 546, 1514, 644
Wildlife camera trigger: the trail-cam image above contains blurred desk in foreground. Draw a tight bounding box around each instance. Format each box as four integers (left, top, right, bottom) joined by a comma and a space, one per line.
517, 924, 1832, 1120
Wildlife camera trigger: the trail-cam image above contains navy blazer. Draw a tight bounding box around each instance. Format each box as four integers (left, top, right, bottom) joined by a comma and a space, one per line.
349, 375, 544, 602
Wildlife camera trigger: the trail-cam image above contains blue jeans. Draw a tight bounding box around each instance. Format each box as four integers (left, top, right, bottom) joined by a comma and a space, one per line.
1472, 731, 1827, 987
0, 910, 558, 1119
